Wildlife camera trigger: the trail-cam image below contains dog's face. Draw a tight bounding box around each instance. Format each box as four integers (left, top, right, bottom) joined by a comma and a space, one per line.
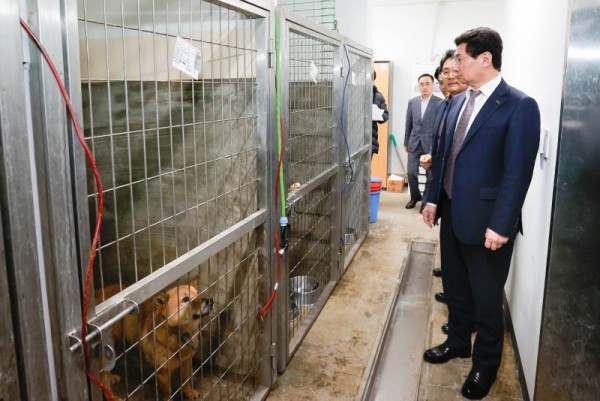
155, 285, 214, 328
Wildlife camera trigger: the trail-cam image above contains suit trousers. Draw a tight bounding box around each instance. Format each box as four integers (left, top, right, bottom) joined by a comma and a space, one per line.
407, 142, 428, 201
439, 190, 514, 376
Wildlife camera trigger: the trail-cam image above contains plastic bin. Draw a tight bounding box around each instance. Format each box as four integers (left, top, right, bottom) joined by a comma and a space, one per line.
370, 177, 383, 223
370, 190, 381, 223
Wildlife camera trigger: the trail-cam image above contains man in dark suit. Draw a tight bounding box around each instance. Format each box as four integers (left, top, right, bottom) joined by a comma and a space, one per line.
421, 27, 540, 400
421, 49, 469, 329
404, 73, 442, 210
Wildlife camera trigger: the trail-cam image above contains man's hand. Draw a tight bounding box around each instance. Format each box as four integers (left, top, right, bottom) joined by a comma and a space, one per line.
404, 145, 409, 153
484, 228, 509, 251
420, 154, 432, 170
422, 204, 437, 228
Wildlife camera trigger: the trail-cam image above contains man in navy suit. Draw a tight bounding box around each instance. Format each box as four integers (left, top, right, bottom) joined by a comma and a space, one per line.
404, 73, 442, 210
421, 27, 540, 400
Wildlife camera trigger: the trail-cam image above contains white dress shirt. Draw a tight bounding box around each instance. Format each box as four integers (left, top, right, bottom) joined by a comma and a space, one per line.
455, 74, 502, 133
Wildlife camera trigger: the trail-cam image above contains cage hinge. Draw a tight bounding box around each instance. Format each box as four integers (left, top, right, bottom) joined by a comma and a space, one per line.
268, 38, 275, 69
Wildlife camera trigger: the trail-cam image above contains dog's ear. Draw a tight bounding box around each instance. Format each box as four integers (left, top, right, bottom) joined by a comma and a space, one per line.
188, 278, 199, 291
154, 292, 167, 309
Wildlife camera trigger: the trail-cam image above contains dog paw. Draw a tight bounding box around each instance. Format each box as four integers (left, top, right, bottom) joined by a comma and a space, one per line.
109, 373, 121, 385
183, 388, 201, 399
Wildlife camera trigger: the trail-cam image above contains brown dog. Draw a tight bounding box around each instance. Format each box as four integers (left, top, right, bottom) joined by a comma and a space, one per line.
97, 284, 213, 400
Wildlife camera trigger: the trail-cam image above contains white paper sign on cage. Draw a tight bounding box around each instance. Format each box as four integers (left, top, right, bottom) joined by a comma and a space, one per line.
310, 61, 319, 83
172, 37, 202, 79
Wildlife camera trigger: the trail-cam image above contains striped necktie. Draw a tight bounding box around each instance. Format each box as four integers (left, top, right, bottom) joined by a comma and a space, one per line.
443, 89, 481, 198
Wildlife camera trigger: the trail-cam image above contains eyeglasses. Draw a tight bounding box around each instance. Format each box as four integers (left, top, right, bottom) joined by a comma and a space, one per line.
440, 69, 459, 79
453, 54, 471, 66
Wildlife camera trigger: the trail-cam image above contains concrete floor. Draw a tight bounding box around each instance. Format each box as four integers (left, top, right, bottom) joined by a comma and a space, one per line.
266, 190, 524, 401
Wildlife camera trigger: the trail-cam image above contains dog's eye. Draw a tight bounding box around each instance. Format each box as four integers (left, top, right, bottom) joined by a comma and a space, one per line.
182, 296, 190, 303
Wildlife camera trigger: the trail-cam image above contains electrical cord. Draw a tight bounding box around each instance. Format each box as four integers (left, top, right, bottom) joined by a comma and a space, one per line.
340, 44, 353, 195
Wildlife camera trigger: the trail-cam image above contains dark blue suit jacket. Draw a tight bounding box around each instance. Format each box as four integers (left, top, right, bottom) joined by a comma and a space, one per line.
426, 78, 540, 244
430, 99, 450, 159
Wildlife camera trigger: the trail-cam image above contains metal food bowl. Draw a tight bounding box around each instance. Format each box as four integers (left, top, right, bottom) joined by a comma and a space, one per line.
344, 227, 356, 245
290, 275, 320, 306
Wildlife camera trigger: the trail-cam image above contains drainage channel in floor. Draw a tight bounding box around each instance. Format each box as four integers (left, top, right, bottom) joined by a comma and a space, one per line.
363, 240, 436, 401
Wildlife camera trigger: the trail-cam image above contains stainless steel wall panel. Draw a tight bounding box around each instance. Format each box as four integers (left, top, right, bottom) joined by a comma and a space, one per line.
0, 209, 20, 401
0, 3, 70, 399
537, 0, 600, 399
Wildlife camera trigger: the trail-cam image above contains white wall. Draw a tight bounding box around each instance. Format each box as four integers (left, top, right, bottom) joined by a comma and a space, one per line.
368, 0, 505, 174
502, 0, 569, 398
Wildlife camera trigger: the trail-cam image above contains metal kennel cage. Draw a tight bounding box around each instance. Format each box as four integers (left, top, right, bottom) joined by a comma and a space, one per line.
277, 0, 337, 31
76, 1, 274, 399
339, 40, 372, 274
0, 1, 373, 398
274, 8, 363, 371
0, 1, 275, 400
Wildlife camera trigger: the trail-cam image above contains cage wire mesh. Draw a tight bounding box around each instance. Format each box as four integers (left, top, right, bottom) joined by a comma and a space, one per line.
286, 30, 335, 191
341, 48, 371, 269
342, 151, 369, 266
343, 49, 371, 154
285, 29, 336, 343
277, 0, 337, 31
79, 0, 265, 399
287, 178, 334, 340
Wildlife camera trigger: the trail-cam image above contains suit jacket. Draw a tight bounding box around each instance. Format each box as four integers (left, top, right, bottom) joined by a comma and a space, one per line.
430, 99, 451, 159
404, 95, 443, 153
426, 79, 540, 244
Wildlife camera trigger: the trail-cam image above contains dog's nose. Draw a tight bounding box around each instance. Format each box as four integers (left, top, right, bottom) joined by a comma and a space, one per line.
192, 313, 201, 319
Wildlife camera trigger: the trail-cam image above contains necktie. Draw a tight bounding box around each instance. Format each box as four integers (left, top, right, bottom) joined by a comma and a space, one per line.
443, 89, 482, 198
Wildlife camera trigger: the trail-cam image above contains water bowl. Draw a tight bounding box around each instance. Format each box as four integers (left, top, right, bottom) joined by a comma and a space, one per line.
290, 275, 320, 306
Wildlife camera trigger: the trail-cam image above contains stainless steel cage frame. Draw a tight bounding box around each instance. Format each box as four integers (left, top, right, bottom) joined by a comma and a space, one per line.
76, 1, 274, 399
274, 8, 372, 372
339, 39, 372, 274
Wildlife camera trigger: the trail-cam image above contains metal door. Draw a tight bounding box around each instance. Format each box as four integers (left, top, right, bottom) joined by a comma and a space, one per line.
339, 39, 372, 274
70, 1, 275, 399
274, 8, 343, 370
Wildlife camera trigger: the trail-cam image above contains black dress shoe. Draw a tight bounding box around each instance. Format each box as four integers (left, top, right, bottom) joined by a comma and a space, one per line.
432, 267, 442, 277
405, 199, 419, 209
434, 292, 446, 303
461, 369, 496, 400
423, 343, 470, 364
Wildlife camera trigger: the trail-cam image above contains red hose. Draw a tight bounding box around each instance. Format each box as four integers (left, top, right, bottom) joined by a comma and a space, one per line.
20, 18, 113, 400
257, 110, 285, 320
